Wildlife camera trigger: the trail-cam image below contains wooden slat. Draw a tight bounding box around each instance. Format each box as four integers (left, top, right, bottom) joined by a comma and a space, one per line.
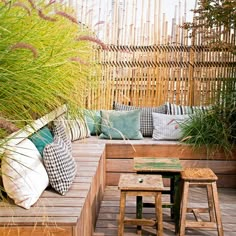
106, 143, 236, 160
0, 105, 67, 150
106, 159, 236, 174
0, 226, 73, 236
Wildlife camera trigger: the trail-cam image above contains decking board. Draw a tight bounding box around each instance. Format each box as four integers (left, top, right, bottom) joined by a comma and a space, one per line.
95, 186, 236, 236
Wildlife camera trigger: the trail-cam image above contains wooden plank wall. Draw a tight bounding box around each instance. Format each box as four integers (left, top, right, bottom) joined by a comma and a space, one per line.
105, 143, 236, 188
64, 0, 235, 110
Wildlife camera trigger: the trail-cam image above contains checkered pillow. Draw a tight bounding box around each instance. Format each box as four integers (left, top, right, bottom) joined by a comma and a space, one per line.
43, 136, 77, 195
114, 103, 166, 137
52, 118, 72, 153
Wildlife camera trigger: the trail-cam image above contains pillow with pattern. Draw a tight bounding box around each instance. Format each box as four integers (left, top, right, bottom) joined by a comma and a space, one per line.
114, 103, 166, 137
152, 112, 190, 140
52, 119, 72, 153
166, 102, 210, 115
43, 135, 77, 195
54, 115, 90, 141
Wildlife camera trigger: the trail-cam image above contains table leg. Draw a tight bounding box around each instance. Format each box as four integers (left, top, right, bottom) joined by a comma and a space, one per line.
118, 191, 126, 236
136, 195, 143, 235
170, 176, 175, 219
174, 174, 181, 234
155, 192, 163, 236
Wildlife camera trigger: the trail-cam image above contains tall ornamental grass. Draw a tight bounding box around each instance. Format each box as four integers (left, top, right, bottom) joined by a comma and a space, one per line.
0, 0, 101, 132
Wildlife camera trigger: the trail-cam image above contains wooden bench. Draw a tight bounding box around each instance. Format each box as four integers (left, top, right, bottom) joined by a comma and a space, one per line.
0, 141, 106, 236
0, 106, 235, 236
78, 136, 236, 188
0, 107, 106, 236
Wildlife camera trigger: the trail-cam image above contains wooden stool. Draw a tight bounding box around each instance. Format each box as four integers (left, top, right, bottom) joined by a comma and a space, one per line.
118, 173, 164, 236
179, 168, 224, 236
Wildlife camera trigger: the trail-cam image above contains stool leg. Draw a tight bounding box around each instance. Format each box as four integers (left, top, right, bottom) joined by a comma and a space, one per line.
136, 196, 143, 235
155, 192, 163, 236
211, 182, 224, 236
206, 184, 215, 222
179, 181, 189, 236
118, 191, 126, 236
170, 176, 175, 219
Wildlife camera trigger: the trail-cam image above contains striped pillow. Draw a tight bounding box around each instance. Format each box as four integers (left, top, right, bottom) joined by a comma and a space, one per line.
54, 115, 90, 141
114, 103, 166, 137
166, 102, 210, 115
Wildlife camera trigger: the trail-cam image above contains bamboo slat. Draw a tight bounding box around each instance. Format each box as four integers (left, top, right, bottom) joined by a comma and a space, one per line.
64, 0, 235, 110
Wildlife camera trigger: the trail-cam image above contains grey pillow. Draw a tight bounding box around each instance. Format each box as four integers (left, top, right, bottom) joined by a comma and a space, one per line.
152, 112, 190, 140
114, 103, 166, 137
43, 136, 77, 195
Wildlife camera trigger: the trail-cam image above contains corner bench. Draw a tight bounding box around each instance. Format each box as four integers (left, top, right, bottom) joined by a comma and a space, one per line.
0, 106, 235, 236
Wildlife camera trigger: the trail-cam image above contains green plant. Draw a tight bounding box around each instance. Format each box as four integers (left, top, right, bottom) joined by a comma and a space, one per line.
0, 0, 102, 134
181, 111, 230, 156
0, 0, 105, 202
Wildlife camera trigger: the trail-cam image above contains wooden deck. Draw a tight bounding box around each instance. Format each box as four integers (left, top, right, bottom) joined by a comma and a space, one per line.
94, 186, 236, 236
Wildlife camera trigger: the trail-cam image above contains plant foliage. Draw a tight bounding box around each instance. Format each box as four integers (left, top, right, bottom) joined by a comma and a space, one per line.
0, 0, 101, 133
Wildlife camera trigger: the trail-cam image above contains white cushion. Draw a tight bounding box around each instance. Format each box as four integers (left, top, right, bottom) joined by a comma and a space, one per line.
2, 139, 49, 209
152, 113, 190, 140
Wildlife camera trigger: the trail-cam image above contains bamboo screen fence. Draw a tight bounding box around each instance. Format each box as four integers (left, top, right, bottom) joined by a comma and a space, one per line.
64, 0, 236, 109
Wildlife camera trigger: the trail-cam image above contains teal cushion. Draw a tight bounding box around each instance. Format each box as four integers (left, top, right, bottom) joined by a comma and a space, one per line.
99, 110, 143, 140
84, 110, 101, 135
29, 127, 54, 156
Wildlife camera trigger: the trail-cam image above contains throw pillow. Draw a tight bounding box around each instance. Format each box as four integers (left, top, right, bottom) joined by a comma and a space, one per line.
2, 139, 49, 209
114, 103, 166, 137
99, 109, 143, 140
43, 135, 77, 195
29, 126, 54, 156
54, 114, 90, 141
84, 110, 101, 135
65, 116, 90, 141
166, 102, 210, 115
152, 112, 190, 140
52, 117, 72, 153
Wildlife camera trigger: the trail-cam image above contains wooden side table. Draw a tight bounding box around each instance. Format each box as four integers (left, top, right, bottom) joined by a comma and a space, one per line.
133, 157, 183, 232
118, 173, 164, 236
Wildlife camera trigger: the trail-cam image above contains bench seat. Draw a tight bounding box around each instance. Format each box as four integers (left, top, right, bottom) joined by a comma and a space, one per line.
80, 136, 236, 188
0, 142, 106, 236
0, 134, 235, 236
